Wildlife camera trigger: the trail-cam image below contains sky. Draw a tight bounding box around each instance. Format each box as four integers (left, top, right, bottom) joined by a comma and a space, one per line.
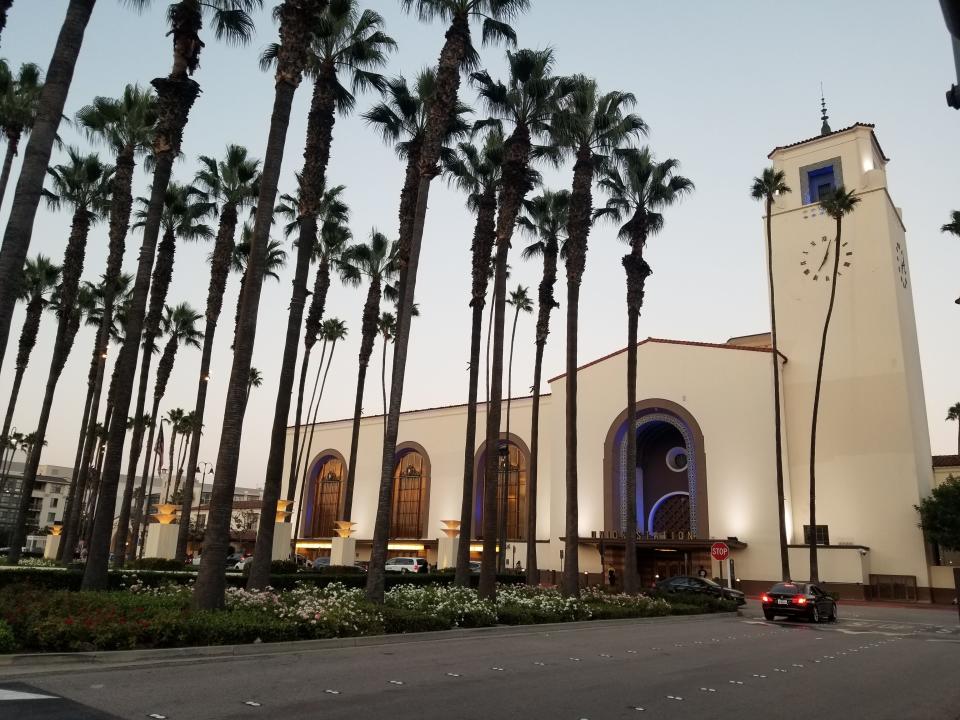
0, 0, 958, 488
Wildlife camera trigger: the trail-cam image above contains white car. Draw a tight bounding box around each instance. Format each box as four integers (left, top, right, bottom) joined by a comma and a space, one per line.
384, 557, 427, 574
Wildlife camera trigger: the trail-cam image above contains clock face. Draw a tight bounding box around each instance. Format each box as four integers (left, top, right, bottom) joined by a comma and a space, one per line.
800, 235, 853, 282
895, 242, 908, 288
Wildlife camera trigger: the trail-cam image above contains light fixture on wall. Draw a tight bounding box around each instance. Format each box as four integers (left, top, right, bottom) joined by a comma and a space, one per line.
334, 520, 356, 538
441, 520, 461, 538
154, 503, 179, 525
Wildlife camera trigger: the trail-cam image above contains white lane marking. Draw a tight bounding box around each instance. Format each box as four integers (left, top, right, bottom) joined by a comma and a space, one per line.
324, 690, 340, 695
243, 701, 261, 707
533, 661, 545, 666
491, 667, 504, 671
632, 707, 645, 711
389, 680, 404, 685
626, 650, 637, 654
0, 689, 58, 701
446, 673, 460, 677
147, 715, 167, 719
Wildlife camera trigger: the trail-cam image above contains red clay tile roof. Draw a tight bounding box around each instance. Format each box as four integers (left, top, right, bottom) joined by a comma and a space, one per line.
767, 122, 889, 161
547, 337, 787, 383
933, 455, 960, 468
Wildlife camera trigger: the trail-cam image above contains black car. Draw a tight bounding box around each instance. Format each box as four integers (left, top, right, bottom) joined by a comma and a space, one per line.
762, 581, 837, 622
656, 575, 746, 605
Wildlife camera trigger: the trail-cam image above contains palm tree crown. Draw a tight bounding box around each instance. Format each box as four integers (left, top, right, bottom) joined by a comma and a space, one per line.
519, 189, 570, 259
444, 128, 507, 212
940, 210, 960, 237
195, 144, 260, 214
750, 166, 790, 204
820, 185, 861, 220
75, 84, 158, 158
42, 148, 114, 220
595, 147, 695, 244
135, 181, 215, 242
399, 0, 529, 68
161, 302, 204, 352
345, 229, 399, 283
0, 60, 43, 140
18, 254, 61, 305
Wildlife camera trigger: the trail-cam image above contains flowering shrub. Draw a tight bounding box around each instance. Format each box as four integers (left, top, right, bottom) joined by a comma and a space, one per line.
16, 558, 58, 568
385, 584, 497, 628
274, 583, 383, 638
496, 585, 592, 623
580, 586, 671, 618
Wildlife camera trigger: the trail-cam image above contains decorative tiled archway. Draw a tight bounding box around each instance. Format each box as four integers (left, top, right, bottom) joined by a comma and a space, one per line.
603, 399, 709, 538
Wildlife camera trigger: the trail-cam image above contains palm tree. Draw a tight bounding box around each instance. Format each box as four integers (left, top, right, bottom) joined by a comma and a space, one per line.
943, 211, 960, 238
0, 0, 140, 376
517, 189, 568, 583
59, 274, 133, 562
113, 183, 213, 566
67, 84, 158, 562
173, 410, 197, 495
750, 166, 791, 582
551, 76, 645, 595
470, 48, 563, 598
442, 131, 504, 585
194, 0, 327, 610
595, 147, 692, 593
281, 183, 352, 506
249, 0, 396, 592
809, 185, 861, 584
0, 60, 42, 209
246, 367, 263, 408
163, 407, 185, 503
84, 0, 261, 593
6, 166, 106, 571
124, 302, 202, 560
947, 403, 960, 456
0, 2, 13, 44
230, 224, 288, 341
0, 254, 60, 450
498, 283, 532, 569
364, 0, 526, 603
339, 230, 398, 528
293, 317, 347, 545
175, 145, 259, 563
377, 311, 395, 435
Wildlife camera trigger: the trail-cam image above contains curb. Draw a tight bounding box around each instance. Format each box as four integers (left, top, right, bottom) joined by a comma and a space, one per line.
0, 611, 740, 674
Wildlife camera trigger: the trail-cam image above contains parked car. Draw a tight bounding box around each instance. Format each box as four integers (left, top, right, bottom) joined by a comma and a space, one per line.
761, 581, 837, 622
226, 552, 244, 568
655, 575, 746, 605
469, 560, 481, 574
233, 554, 253, 570
384, 557, 428, 574
311, 556, 330, 571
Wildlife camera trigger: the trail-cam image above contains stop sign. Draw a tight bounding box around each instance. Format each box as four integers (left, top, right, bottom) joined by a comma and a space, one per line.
710, 542, 729, 561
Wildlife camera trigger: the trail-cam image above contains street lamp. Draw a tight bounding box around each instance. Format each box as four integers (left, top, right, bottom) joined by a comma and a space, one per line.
942, 0, 960, 108
194, 462, 214, 532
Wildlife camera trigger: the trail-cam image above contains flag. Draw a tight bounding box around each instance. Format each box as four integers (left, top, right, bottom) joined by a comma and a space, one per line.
155, 423, 164, 458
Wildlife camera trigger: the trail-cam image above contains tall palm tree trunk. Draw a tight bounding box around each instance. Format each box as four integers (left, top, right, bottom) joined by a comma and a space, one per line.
7, 206, 89, 564
454, 190, 496, 586
0, 0, 95, 374
293, 337, 335, 540
498, 301, 521, 572
622, 245, 649, 594
292, 338, 327, 503
526, 243, 558, 585
764, 197, 790, 581
367, 14, 471, 602
562, 146, 594, 596
193, 1, 316, 610
128, 401, 160, 561
56, 337, 98, 561
177, 203, 239, 561
0, 131, 20, 211
247, 60, 338, 592
138, 450, 162, 559
113, 228, 176, 566
83, 66, 200, 588
0, 293, 42, 444
479, 127, 531, 599
809, 217, 842, 585
342, 280, 381, 524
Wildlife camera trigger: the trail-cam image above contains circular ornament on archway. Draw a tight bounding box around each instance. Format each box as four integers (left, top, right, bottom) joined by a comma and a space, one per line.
666, 447, 688, 472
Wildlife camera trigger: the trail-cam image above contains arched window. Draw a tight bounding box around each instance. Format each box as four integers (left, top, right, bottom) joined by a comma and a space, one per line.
305, 455, 344, 538
390, 448, 429, 538
473, 439, 528, 541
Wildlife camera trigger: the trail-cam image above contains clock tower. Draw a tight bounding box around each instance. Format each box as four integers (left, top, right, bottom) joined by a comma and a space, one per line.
768, 122, 933, 584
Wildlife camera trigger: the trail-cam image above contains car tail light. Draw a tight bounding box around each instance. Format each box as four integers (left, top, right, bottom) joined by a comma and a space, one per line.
761, 594, 771, 603
792, 595, 807, 605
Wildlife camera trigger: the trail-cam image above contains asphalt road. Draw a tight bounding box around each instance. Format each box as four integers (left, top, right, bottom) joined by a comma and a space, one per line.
2, 604, 958, 720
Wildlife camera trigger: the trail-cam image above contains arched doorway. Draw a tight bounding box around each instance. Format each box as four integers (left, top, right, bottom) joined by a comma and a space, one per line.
603, 399, 708, 537
473, 434, 529, 541
302, 451, 345, 538
390, 443, 431, 538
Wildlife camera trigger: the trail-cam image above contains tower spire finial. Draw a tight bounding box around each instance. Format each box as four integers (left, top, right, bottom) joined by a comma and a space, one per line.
820, 83, 832, 136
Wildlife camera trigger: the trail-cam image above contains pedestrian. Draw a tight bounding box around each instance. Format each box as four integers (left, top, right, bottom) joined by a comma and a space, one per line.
697, 565, 708, 578
608, 568, 616, 586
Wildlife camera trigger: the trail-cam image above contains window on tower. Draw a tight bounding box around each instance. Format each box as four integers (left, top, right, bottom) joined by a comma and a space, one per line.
799, 158, 843, 205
